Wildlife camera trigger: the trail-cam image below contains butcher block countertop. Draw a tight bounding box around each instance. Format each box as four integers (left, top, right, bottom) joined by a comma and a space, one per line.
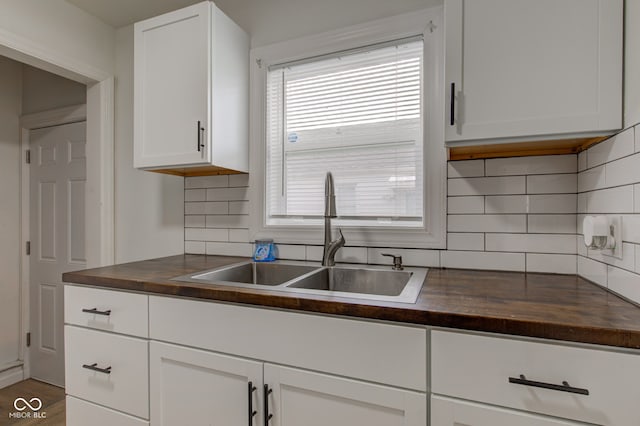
62, 254, 640, 349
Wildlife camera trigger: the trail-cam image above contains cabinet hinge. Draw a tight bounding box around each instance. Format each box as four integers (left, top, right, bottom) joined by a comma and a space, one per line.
26, 241, 30, 255
26, 332, 31, 347
25, 150, 30, 164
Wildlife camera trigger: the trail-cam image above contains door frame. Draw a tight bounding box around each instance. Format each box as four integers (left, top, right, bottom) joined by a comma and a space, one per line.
20, 105, 88, 380
1, 28, 115, 382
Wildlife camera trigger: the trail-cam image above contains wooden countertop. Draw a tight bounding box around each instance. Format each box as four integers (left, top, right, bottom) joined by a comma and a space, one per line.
62, 254, 640, 349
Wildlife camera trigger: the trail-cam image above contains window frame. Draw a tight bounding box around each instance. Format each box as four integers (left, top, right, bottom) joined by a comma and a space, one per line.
249, 7, 446, 249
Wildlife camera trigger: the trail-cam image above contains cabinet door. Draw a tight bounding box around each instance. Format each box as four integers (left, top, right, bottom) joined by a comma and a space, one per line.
445, 0, 622, 143
431, 396, 588, 426
264, 364, 426, 426
134, 1, 210, 168
150, 341, 263, 426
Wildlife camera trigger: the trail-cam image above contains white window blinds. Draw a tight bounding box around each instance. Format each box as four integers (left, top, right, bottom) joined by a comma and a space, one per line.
266, 38, 424, 226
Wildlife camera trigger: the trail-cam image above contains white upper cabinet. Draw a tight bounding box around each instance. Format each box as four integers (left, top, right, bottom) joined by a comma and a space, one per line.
134, 1, 249, 174
445, 0, 623, 145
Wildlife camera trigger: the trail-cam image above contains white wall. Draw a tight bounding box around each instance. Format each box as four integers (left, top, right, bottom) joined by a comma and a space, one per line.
114, 26, 184, 263
0, 0, 115, 82
0, 56, 22, 368
215, 0, 441, 47
21, 65, 86, 115
625, 0, 640, 128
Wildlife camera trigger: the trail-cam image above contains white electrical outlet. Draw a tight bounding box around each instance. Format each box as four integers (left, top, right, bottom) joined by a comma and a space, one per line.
602, 216, 623, 260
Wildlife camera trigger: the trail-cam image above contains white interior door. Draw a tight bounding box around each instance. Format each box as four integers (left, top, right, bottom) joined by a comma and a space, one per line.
29, 120, 86, 386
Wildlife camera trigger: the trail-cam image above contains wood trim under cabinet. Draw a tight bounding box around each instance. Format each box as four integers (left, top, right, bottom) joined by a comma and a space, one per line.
448, 136, 609, 160
148, 165, 247, 177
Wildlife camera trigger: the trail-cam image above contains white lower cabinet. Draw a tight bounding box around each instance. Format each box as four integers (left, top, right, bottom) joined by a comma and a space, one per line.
66, 396, 149, 426
150, 341, 263, 425
431, 396, 587, 426
149, 341, 426, 426
265, 364, 426, 426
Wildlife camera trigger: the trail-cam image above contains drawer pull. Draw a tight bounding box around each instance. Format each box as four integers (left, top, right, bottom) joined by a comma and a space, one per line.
82, 363, 112, 374
82, 308, 111, 316
508, 374, 589, 395
248, 381, 257, 425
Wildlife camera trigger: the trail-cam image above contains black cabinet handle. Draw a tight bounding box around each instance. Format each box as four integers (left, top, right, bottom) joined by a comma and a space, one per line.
263, 384, 273, 425
82, 363, 112, 374
508, 374, 589, 395
248, 382, 257, 425
197, 121, 205, 152
82, 308, 111, 316
450, 82, 455, 126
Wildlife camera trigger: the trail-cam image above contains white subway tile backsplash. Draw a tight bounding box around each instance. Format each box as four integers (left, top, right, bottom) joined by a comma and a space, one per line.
577, 235, 587, 256
447, 196, 484, 214
186, 201, 229, 215
447, 233, 485, 251
186, 228, 228, 242
636, 245, 640, 274
528, 194, 577, 214
577, 165, 605, 193
367, 248, 440, 267
485, 234, 576, 254
486, 155, 576, 176
185, 189, 206, 202
577, 194, 587, 214
206, 187, 249, 201
229, 229, 250, 242
205, 215, 249, 229
185, 175, 229, 189
635, 185, 640, 213
587, 128, 634, 168
448, 176, 525, 196
586, 185, 634, 213
635, 125, 640, 153
577, 256, 607, 287
527, 215, 576, 234
604, 153, 640, 188
448, 214, 526, 233
578, 151, 587, 172
441, 251, 525, 272
229, 201, 249, 215
608, 266, 640, 305
484, 195, 528, 214
206, 242, 253, 257
229, 174, 250, 187
526, 254, 577, 274
587, 242, 635, 272
185, 215, 206, 228
185, 241, 206, 254
306, 246, 367, 263
276, 244, 307, 261
447, 160, 484, 178
622, 215, 640, 244
527, 174, 577, 194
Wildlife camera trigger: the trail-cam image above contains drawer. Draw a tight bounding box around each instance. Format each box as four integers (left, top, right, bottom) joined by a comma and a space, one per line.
65, 326, 149, 419
150, 296, 427, 391
431, 395, 588, 426
65, 285, 148, 337
66, 396, 149, 426
431, 330, 640, 425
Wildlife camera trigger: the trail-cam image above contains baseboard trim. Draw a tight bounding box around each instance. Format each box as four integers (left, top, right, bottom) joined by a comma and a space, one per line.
0, 364, 24, 389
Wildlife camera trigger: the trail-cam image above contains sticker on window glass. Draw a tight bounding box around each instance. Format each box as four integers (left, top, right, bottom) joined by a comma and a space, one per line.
287, 132, 298, 143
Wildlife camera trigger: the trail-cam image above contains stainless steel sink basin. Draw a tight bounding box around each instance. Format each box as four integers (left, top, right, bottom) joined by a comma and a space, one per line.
172, 260, 427, 303
287, 267, 411, 296
285, 265, 427, 303
177, 261, 318, 287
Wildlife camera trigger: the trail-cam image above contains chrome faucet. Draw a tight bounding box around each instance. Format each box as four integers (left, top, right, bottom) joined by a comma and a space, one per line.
322, 172, 345, 266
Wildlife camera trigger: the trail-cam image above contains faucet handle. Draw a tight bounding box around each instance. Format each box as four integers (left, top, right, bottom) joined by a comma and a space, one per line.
381, 253, 404, 271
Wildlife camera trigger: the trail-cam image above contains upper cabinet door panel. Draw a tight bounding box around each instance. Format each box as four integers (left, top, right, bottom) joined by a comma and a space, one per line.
445, 0, 622, 143
134, 2, 210, 168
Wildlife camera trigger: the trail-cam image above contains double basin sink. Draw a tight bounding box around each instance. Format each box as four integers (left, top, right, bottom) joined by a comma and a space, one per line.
173, 261, 427, 304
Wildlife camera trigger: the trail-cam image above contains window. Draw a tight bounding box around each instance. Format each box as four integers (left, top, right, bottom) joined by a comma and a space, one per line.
250, 9, 445, 248
266, 39, 424, 227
